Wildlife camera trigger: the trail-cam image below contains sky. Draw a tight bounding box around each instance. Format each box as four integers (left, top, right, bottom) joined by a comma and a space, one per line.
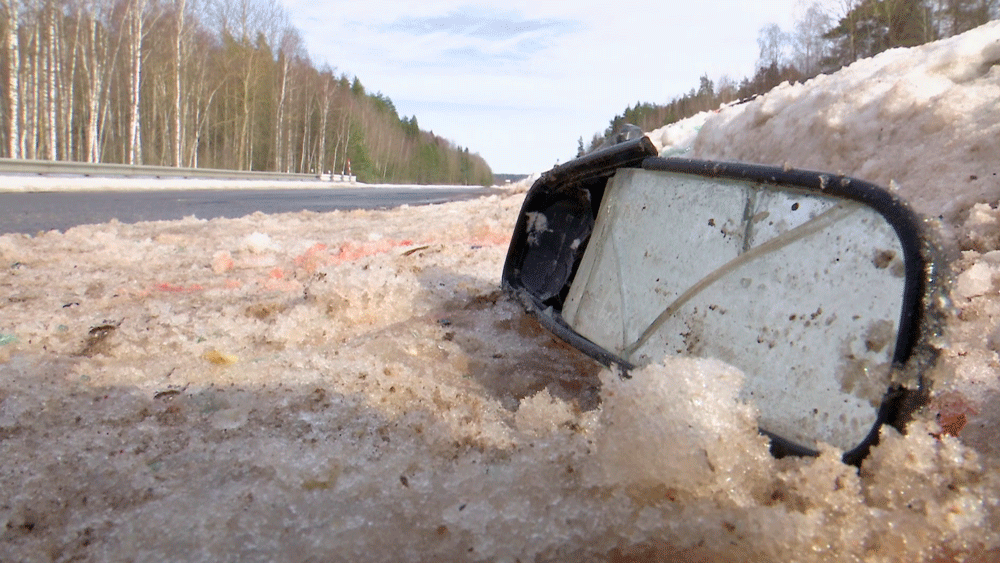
278, 1, 806, 174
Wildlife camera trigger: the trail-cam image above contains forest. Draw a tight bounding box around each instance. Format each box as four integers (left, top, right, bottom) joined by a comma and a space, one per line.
0, 0, 494, 185
583, 0, 999, 153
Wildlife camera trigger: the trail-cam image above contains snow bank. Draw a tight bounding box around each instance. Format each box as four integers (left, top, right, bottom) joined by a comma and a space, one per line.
2, 24, 1000, 563
682, 21, 1000, 224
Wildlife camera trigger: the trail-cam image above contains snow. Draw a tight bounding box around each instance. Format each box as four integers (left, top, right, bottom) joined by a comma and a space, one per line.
1, 23, 999, 562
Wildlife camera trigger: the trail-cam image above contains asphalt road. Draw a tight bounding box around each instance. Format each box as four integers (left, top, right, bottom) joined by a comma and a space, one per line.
0, 186, 500, 235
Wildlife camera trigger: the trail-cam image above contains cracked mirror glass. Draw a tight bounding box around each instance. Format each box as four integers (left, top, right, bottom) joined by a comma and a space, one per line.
561, 168, 908, 452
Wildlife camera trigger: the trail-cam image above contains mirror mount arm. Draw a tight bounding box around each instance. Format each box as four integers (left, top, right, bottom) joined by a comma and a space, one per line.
502, 138, 659, 377
509, 287, 637, 377
541, 136, 658, 188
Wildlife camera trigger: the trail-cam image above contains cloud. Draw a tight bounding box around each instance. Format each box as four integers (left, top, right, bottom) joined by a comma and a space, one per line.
383, 8, 577, 41
374, 7, 580, 68
398, 99, 556, 115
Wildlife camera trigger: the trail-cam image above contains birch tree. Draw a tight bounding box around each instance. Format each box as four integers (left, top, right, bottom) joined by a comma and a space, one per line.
126, 0, 149, 165
757, 23, 789, 70
44, 0, 56, 160
58, 3, 81, 161
1, 0, 21, 158
172, 0, 187, 166
273, 26, 302, 172
792, 2, 833, 76
79, 0, 122, 162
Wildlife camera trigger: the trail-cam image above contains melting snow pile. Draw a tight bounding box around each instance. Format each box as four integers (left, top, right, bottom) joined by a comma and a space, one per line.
2, 23, 999, 563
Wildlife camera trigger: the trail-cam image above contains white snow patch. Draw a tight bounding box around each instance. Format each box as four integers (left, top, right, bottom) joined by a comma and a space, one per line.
646, 110, 716, 157
240, 231, 280, 254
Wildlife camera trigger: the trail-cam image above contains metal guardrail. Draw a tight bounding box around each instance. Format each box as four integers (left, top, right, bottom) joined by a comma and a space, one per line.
0, 158, 357, 182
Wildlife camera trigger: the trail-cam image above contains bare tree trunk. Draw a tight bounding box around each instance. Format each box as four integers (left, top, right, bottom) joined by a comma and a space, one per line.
382, 134, 396, 181
2, 0, 21, 158
274, 35, 294, 172
330, 126, 340, 174
60, 8, 81, 161
298, 96, 309, 173
274, 54, 288, 171
173, 0, 186, 166
45, 1, 57, 160
127, 0, 148, 165
248, 100, 255, 169
26, 13, 38, 159
316, 78, 330, 174
191, 85, 217, 168
283, 80, 296, 170
83, 8, 109, 163
81, 7, 96, 161
341, 117, 350, 175
238, 53, 253, 170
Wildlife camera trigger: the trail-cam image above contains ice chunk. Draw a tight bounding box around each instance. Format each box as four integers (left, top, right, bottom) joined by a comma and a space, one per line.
955, 261, 998, 299
240, 231, 278, 254
588, 358, 772, 503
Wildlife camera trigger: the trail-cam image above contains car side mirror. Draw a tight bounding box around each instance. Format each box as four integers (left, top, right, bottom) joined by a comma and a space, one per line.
502, 137, 950, 464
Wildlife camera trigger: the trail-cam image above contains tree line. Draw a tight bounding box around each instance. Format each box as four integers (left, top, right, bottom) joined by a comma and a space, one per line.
0, 0, 493, 185
582, 0, 998, 153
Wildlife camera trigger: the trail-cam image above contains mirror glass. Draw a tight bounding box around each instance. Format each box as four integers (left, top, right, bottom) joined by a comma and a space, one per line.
561, 168, 908, 452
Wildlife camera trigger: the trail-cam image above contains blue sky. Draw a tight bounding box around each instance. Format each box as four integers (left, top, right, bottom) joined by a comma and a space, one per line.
279, 1, 805, 174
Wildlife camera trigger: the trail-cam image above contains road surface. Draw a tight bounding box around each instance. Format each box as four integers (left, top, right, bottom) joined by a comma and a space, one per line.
0, 186, 500, 235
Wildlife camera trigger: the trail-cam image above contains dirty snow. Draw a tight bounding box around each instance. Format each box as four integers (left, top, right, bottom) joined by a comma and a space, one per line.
2, 23, 999, 562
